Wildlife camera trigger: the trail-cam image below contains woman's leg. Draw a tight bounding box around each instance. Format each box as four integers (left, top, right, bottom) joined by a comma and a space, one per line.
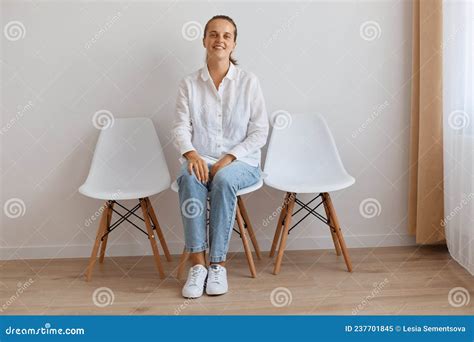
208, 161, 261, 264
177, 161, 210, 266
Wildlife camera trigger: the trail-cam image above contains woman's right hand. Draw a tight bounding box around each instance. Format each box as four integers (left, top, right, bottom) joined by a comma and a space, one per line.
183, 150, 209, 183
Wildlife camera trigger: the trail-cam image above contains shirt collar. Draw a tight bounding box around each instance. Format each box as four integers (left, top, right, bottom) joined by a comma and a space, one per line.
200, 62, 237, 82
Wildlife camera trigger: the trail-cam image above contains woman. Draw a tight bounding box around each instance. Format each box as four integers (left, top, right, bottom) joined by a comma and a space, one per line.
172, 15, 269, 298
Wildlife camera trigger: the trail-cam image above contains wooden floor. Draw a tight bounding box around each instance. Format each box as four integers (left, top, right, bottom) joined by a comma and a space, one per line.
1, 246, 473, 315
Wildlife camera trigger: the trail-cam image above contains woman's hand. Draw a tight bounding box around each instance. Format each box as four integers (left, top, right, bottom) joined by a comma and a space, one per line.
210, 154, 236, 179
183, 151, 209, 183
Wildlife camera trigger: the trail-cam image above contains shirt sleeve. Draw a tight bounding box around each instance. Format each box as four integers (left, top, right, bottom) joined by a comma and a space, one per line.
172, 78, 196, 156
227, 77, 269, 160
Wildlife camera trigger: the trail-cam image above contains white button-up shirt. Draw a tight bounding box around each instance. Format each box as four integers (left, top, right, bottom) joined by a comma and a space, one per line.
172, 63, 269, 168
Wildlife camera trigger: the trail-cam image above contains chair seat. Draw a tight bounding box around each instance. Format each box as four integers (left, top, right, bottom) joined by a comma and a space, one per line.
264, 173, 355, 194
171, 178, 264, 196
79, 183, 168, 201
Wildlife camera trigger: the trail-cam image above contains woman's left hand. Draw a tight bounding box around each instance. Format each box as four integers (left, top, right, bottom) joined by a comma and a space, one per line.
210, 154, 236, 179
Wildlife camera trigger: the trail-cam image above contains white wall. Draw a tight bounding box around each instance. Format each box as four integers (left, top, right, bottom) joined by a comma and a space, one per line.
0, 0, 414, 260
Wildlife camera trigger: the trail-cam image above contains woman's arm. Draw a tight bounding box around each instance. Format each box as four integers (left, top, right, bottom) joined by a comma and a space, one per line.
227, 77, 269, 160
172, 79, 195, 156
172, 79, 209, 183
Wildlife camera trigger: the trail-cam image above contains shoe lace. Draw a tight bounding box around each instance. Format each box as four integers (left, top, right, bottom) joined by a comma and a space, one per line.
189, 268, 203, 286
210, 266, 222, 283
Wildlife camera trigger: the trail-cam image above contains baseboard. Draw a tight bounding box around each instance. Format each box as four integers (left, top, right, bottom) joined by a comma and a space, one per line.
0, 234, 415, 261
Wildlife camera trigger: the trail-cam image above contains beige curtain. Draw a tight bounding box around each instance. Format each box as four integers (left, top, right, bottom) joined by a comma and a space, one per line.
408, 0, 445, 244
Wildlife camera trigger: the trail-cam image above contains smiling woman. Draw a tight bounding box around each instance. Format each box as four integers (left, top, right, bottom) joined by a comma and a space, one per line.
203, 15, 238, 66
172, 15, 269, 299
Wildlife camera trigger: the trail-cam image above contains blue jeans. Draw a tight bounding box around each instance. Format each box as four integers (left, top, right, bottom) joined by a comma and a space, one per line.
177, 160, 261, 263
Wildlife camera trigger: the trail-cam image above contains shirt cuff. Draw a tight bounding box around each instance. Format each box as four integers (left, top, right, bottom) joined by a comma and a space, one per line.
180, 144, 195, 157
227, 145, 247, 161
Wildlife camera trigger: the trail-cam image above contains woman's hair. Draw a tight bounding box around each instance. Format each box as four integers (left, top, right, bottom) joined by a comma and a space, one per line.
203, 15, 238, 65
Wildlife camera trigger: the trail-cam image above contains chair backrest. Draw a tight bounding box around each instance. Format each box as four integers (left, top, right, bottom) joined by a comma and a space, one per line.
264, 113, 351, 184
80, 117, 171, 199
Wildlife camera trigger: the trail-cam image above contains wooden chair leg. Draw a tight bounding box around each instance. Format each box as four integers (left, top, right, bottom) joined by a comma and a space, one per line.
322, 193, 353, 272
269, 193, 290, 257
237, 196, 261, 260
99, 201, 114, 263
177, 247, 190, 279
86, 201, 110, 281
145, 197, 172, 262
140, 198, 165, 279
273, 193, 296, 275
236, 205, 257, 278
322, 194, 341, 256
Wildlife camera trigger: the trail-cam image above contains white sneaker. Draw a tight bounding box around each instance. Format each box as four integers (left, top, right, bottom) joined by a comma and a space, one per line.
182, 264, 208, 298
205, 264, 228, 295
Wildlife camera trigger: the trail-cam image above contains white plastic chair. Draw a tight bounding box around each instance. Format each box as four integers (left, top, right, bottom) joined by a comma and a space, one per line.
79, 117, 172, 281
264, 113, 355, 274
170, 161, 264, 278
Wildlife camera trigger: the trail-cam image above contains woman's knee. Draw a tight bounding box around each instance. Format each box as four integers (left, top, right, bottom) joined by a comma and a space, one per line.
212, 168, 237, 190
179, 160, 190, 175
177, 161, 197, 184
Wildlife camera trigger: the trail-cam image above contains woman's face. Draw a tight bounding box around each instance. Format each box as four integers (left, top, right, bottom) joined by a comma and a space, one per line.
203, 19, 236, 63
